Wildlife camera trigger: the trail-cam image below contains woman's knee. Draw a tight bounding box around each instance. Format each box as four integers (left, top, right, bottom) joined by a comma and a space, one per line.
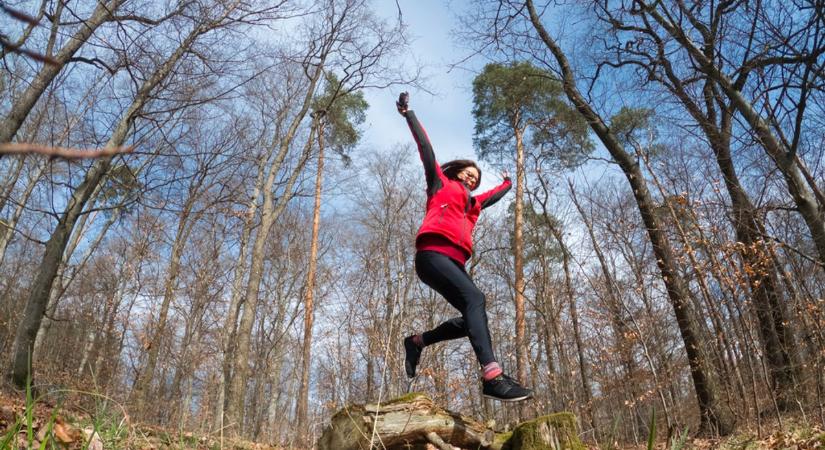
464, 288, 486, 310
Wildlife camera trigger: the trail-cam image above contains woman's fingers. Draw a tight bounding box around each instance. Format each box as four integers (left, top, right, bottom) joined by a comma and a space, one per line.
396, 91, 409, 115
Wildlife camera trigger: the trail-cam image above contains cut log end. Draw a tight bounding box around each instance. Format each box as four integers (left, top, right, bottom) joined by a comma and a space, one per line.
502, 412, 585, 450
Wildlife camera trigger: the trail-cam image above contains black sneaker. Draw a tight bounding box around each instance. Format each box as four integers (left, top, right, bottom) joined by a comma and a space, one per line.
482, 374, 533, 402
403, 336, 422, 378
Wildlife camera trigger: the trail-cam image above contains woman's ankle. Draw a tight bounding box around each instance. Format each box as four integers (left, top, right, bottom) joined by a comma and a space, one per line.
481, 362, 502, 381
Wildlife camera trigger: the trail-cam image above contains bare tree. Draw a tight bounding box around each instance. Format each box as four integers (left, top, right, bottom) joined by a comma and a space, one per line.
629, 0, 825, 269
592, 0, 805, 409
223, 0, 412, 434
468, 0, 734, 434
526, 169, 594, 429
130, 141, 227, 415
8, 0, 276, 389
296, 79, 368, 434
0, 0, 126, 144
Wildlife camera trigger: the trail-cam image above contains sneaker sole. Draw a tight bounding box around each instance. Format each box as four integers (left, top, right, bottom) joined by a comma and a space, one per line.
483, 393, 533, 402
403, 339, 420, 379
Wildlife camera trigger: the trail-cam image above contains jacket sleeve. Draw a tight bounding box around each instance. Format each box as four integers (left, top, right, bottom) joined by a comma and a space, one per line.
404, 110, 442, 196
475, 177, 512, 209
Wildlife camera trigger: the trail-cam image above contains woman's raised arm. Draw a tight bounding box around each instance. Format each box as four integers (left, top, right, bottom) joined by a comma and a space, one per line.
398, 92, 439, 195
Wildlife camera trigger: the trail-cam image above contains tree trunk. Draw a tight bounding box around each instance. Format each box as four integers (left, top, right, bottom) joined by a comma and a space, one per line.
36, 191, 114, 360
264, 349, 286, 443
216, 144, 272, 429
536, 185, 593, 430
711, 113, 798, 409
513, 124, 528, 387
132, 181, 203, 414
0, 156, 26, 212
169, 297, 206, 424
525, 0, 732, 434
87, 283, 123, 380
0, 161, 45, 267
569, 186, 657, 432
9, 161, 111, 388
297, 115, 325, 434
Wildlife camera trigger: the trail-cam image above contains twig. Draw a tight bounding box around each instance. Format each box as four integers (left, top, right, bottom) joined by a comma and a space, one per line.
1, 4, 39, 25
425, 432, 455, 450
0, 4, 59, 65
759, 231, 825, 267
0, 36, 59, 65
0, 143, 134, 159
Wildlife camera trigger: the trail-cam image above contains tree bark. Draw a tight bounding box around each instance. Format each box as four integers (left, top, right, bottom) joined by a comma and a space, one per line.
297, 114, 325, 433
0, 161, 45, 267
649, 41, 800, 408
533, 181, 593, 430
131, 171, 208, 414
513, 123, 528, 387
0, 156, 26, 214
569, 185, 661, 432
216, 142, 273, 429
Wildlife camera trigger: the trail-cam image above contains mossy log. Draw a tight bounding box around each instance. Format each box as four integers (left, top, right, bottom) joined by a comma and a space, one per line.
316, 393, 584, 450
502, 413, 585, 450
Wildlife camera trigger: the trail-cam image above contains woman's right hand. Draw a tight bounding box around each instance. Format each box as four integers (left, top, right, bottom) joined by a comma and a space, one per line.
396, 92, 409, 116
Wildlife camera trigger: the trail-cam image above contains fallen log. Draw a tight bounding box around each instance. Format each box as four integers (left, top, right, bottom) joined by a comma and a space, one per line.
316, 392, 584, 450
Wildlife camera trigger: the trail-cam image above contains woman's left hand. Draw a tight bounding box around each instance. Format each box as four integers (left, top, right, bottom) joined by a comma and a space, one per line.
396, 92, 409, 116
501, 170, 510, 180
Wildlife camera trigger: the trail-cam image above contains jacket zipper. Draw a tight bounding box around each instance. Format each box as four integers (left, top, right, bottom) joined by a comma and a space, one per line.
436, 203, 448, 225
461, 186, 471, 247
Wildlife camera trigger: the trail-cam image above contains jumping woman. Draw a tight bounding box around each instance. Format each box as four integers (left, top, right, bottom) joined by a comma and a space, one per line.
397, 92, 532, 402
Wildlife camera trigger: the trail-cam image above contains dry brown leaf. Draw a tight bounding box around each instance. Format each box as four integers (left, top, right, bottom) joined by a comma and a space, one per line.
16, 432, 36, 448
53, 416, 81, 444
0, 405, 15, 426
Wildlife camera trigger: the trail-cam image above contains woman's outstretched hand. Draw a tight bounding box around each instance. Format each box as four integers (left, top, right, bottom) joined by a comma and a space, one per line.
501, 170, 510, 180
396, 92, 409, 116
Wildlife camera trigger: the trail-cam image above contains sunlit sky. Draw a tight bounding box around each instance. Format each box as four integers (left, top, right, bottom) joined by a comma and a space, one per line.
359, 0, 510, 191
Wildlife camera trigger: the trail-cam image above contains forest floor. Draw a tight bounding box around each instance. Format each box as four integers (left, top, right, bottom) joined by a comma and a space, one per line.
591, 417, 825, 450
0, 388, 823, 449
0, 388, 278, 449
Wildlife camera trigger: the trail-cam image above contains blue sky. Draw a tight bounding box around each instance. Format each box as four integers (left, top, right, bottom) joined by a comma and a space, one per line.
359, 0, 510, 190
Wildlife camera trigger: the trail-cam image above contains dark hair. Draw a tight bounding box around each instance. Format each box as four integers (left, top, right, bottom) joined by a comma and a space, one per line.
440, 159, 481, 185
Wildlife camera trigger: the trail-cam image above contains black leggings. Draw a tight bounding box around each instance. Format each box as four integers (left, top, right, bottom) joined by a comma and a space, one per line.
414, 251, 496, 366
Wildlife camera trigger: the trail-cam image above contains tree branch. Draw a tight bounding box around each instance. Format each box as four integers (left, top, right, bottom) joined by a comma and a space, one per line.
0, 143, 134, 159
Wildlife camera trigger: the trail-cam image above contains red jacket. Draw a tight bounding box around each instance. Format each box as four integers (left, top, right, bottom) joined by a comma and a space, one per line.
405, 111, 512, 260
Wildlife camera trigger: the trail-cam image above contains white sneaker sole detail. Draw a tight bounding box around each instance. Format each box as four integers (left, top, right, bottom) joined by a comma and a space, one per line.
483, 393, 532, 402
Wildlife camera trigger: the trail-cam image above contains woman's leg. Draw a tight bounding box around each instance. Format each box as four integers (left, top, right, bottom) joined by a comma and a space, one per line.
413, 251, 496, 366
407, 251, 532, 401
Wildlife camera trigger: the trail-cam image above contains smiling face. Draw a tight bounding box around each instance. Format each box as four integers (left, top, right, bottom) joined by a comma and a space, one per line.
457, 166, 480, 190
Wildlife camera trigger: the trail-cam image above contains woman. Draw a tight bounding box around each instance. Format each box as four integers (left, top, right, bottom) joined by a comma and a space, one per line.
397, 92, 532, 402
